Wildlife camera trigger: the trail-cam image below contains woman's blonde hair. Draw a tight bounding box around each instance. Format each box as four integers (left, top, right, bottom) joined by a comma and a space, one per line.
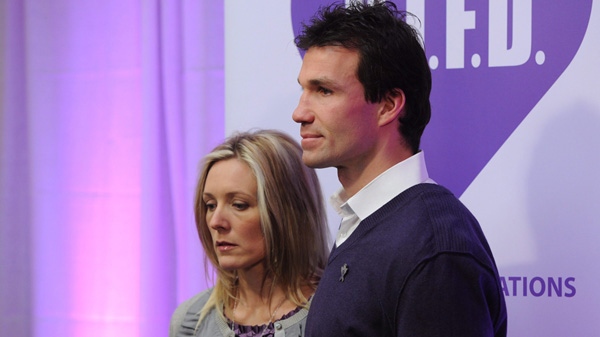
194, 129, 330, 323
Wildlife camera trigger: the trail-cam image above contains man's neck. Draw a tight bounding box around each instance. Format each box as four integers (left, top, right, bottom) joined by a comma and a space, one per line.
337, 148, 413, 198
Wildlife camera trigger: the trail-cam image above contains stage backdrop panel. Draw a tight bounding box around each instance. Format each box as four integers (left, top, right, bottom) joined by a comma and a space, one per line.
225, 1, 600, 335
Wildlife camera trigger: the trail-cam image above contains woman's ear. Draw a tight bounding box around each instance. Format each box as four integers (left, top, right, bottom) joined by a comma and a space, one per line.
377, 89, 405, 127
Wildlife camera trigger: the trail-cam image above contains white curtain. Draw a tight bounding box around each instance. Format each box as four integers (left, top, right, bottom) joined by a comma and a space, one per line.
0, 1, 224, 336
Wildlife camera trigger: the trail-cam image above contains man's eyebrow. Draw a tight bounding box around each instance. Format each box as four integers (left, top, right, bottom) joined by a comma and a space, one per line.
298, 77, 335, 87
310, 78, 330, 86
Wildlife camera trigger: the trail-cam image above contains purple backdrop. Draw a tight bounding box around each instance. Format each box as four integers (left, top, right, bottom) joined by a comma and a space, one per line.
0, 1, 224, 336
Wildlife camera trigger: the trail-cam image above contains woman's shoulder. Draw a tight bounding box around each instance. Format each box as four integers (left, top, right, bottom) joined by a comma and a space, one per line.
175, 288, 213, 314
169, 288, 214, 337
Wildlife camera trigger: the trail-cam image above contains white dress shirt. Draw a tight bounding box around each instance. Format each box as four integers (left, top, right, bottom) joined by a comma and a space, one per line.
330, 151, 436, 247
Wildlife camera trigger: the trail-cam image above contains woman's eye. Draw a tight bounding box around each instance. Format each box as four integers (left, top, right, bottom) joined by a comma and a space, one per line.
205, 202, 216, 211
232, 202, 249, 211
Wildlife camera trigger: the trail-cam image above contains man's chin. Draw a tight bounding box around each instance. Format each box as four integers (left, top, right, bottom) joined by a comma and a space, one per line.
302, 153, 329, 169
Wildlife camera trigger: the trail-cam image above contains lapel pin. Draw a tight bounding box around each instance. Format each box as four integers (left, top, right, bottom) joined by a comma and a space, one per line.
339, 263, 349, 282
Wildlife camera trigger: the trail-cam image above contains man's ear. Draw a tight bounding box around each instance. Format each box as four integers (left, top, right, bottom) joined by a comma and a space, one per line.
377, 89, 405, 127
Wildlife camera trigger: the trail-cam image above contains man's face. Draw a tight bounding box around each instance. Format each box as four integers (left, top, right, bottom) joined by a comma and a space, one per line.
293, 46, 383, 170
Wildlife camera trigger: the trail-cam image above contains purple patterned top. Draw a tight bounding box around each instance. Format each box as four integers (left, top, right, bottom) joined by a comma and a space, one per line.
228, 307, 301, 337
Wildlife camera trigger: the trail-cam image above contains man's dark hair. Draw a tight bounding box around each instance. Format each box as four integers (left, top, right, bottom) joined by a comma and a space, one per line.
295, 1, 432, 153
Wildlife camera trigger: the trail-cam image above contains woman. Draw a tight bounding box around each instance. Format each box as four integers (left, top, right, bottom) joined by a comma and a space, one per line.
170, 129, 330, 337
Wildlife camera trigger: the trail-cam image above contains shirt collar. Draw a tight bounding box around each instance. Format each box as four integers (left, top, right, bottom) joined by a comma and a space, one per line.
330, 151, 433, 220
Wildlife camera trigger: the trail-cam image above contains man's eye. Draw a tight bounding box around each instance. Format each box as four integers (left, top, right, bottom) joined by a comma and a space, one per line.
317, 86, 332, 95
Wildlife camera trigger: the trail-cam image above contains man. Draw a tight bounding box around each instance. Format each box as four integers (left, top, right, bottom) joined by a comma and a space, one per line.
292, 2, 507, 336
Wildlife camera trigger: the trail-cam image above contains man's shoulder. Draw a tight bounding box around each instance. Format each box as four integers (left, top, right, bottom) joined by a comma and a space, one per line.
395, 183, 472, 217
374, 183, 462, 219
375, 183, 490, 253
404, 182, 456, 200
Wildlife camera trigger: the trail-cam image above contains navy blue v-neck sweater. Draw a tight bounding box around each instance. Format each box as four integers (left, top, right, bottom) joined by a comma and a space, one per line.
306, 183, 507, 337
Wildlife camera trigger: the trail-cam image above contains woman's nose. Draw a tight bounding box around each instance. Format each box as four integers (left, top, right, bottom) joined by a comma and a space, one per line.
207, 206, 229, 231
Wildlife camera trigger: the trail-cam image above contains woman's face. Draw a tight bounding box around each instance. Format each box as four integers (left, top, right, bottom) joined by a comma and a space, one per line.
203, 158, 265, 272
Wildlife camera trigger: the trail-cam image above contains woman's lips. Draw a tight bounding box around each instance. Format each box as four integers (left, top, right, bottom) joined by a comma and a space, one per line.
216, 241, 236, 252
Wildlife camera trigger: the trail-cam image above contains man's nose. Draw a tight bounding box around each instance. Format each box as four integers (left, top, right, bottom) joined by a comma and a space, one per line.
292, 92, 313, 124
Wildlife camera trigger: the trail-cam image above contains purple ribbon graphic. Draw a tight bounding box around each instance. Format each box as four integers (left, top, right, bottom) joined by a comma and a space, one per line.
291, 0, 592, 196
